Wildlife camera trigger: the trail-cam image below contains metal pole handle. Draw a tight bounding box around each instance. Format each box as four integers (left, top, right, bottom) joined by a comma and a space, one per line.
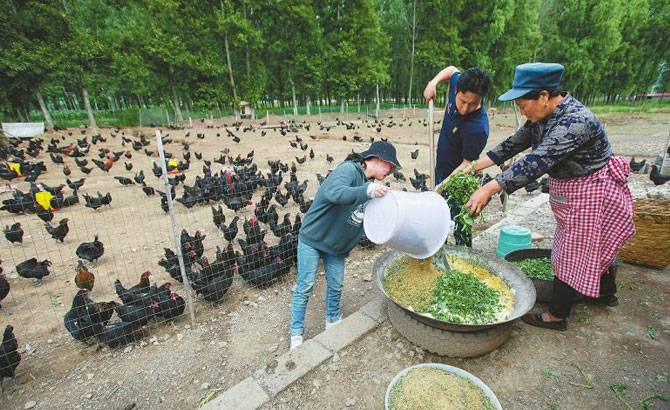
428, 100, 435, 189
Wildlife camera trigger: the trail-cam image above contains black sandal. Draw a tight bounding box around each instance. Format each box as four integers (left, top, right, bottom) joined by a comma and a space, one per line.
522, 313, 568, 331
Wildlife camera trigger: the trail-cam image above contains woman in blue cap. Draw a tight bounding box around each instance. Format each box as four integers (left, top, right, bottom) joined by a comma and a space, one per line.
289, 141, 400, 349
463, 63, 635, 331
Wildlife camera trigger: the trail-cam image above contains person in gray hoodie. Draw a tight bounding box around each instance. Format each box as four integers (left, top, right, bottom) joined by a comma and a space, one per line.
290, 141, 401, 349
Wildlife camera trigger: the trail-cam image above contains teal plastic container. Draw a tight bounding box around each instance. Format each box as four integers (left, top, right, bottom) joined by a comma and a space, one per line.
496, 225, 532, 258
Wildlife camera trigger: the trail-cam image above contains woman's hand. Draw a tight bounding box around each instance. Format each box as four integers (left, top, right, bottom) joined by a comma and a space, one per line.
423, 80, 437, 103
368, 183, 389, 198
465, 180, 503, 217
373, 184, 389, 198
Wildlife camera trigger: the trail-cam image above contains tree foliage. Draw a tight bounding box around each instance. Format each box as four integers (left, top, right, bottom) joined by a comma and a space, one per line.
0, 0, 668, 124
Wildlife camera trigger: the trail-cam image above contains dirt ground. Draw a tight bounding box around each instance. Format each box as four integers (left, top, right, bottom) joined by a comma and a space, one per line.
0, 108, 668, 409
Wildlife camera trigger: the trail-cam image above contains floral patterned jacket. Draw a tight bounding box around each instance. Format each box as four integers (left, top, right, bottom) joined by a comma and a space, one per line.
487, 93, 611, 193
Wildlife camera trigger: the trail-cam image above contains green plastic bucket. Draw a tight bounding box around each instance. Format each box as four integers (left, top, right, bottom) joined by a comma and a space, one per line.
496, 225, 532, 258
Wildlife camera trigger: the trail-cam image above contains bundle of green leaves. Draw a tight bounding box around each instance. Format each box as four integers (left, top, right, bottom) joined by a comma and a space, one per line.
510, 257, 554, 280
438, 172, 482, 234
424, 268, 503, 324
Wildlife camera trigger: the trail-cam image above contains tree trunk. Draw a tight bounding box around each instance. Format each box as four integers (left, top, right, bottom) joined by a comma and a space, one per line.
224, 34, 238, 101
407, 0, 416, 104
81, 87, 97, 128
376, 83, 380, 118
289, 77, 298, 119
305, 94, 311, 116
168, 72, 183, 122
34, 87, 54, 131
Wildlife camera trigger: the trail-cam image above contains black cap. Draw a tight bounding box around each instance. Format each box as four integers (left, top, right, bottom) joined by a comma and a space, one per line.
359, 141, 401, 170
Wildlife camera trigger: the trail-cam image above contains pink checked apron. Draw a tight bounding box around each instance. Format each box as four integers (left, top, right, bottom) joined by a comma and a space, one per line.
549, 156, 635, 297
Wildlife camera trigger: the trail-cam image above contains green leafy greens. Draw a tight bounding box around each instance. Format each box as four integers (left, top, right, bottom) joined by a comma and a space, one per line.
424, 268, 503, 324
511, 257, 554, 280
438, 172, 483, 235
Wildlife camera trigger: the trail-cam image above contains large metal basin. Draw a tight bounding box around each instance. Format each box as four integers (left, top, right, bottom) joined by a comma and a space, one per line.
374, 245, 536, 332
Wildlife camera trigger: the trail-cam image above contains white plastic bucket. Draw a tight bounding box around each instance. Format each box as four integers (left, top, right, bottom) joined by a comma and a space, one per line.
364, 190, 452, 259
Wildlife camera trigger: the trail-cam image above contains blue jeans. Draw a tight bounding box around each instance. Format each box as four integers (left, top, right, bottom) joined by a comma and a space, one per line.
290, 239, 345, 336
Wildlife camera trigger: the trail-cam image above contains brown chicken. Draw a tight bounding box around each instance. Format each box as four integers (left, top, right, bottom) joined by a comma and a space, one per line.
63, 165, 71, 176
103, 156, 114, 171
74, 260, 95, 291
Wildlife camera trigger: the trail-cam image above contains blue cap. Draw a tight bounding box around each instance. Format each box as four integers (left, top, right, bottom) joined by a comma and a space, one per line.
498, 63, 564, 101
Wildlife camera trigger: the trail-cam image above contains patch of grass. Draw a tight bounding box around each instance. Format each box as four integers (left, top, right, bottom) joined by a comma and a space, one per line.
644, 326, 658, 340
610, 383, 635, 410
654, 375, 667, 382
198, 388, 224, 408
637, 301, 662, 320
618, 281, 639, 292
574, 310, 590, 323
639, 393, 670, 410
541, 367, 563, 379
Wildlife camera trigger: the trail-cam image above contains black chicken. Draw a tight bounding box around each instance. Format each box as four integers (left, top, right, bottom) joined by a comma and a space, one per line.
410, 149, 419, 160
629, 157, 646, 173
650, 165, 670, 186
220, 216, 240, 242
3, 223, 23, 244
114, 176, 134, 186
134, 170, 145, 185
45, 218, 70, 242
95, 322, 146, 349
114, 271, 155, 307
274, 189, 289, 207
158, 249, 196, 283
64, 290, 102, 342
0, 273, 10, 314
190, 258, 235, 304
212, 205, 225, 227
270, 213, 293, 238
83, 192, 112, 210
16, 258, 51, 286
0, 325, 21, 391
86, 300, 117, 327
155, 285, 185, 320
76, 235, 105, 264
239, 256, 293, 288
115, 300, 158, 326
34, 204, 54, 222
66, 178, 86, 191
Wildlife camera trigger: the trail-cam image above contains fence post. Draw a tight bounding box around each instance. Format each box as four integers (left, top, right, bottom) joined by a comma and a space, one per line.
166, 111, 170, 127
189, 117, 192, 128
156, 130, 197, 325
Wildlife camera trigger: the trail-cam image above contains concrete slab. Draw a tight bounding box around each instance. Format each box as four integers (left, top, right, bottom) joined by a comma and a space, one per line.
253, 339, 332, 396
313, 311, 378, 352
201, 377, 269, 410
359, 295, 387, 323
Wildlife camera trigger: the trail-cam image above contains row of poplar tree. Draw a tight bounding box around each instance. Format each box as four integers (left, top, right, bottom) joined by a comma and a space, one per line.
1, 0, 668, 130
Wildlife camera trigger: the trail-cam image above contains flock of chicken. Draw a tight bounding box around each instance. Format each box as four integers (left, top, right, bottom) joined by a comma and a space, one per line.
0, 116, 442, 390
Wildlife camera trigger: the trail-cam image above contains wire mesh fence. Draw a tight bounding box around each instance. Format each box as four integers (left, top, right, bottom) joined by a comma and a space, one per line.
0, 112, 449, 400
0, 125, 387, 393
